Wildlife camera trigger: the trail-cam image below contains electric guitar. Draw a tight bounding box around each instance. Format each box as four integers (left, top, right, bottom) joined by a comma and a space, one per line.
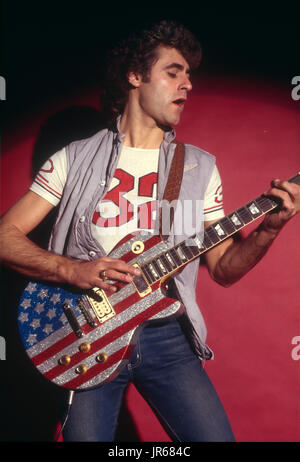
18, 173, 300, 390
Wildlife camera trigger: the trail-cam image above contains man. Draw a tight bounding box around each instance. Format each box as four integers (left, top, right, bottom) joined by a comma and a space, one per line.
0, 20, 299, 442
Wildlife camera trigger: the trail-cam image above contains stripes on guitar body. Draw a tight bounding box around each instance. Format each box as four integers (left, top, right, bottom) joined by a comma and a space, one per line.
18, 232, 183, 390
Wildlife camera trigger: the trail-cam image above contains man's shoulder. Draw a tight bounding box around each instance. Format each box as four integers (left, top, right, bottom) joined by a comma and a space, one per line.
67, 127, 109, 154
182, 142, 216, 165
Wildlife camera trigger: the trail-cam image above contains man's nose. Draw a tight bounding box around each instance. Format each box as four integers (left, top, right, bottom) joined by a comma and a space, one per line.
180, 75, 192, 92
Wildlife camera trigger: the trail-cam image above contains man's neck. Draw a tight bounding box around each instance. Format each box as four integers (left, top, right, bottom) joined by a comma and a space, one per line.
119, 109, 166, 149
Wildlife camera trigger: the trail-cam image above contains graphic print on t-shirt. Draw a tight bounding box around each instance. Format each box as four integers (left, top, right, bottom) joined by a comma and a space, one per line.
29, 146, 225, 255
91, 147, 160, 254
30, 148, 67, 206
203, 182, 224, 218
92, 168, 158, 229
92, 168, 135, 228
34, 159, 61, 202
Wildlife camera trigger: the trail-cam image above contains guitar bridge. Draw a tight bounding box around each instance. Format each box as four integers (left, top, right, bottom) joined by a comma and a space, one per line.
77, 298, 98, 327
83, 288, 116, 324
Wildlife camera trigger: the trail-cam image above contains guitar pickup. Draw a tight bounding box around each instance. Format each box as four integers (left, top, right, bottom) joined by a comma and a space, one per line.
131, 264, 152, 297
85, 288, 116, 324
62, 302, 83, 338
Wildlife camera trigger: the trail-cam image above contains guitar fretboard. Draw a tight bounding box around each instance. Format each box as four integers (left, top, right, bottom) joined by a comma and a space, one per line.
138, 173, 300, 285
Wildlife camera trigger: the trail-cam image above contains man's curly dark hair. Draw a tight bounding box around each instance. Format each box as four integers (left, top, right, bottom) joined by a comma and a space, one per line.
100, 20, 202, 123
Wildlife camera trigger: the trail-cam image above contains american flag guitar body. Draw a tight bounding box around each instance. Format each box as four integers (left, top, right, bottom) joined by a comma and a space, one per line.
18, 173, 300, 391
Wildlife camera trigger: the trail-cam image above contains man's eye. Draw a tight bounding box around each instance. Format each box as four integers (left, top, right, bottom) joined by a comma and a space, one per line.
168, 72, 177, 78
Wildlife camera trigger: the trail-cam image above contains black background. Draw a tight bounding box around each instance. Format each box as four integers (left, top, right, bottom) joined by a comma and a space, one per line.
1, 2, 299, 127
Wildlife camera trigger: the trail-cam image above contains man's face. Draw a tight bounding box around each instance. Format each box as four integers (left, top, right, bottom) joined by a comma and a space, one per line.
132, 46, 193, 127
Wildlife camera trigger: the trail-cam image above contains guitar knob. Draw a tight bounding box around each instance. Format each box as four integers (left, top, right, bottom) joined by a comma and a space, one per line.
79, 342, 91, 353
96, 352, 108, 363
58, 355, 71, 366
75, 364, 87, 375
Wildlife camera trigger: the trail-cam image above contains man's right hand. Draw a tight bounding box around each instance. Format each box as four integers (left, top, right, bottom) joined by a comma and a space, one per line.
0, 191, 140, 293
63, 256, 141, 293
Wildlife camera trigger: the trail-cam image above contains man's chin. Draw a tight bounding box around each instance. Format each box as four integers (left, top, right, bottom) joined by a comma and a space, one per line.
157, 117, 181, 131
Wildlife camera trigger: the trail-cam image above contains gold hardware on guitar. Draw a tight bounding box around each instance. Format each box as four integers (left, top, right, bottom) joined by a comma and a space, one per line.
75, 364, 87, 375
131, 240, 145, 254
95, 352, 108, 363
85, 288, 115, 323
58, 355, 71, 366
79, 342, 91, 353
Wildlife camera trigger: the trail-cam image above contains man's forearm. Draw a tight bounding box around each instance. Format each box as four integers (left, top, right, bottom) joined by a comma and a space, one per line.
212, 224, 279, 287
0, 223, 71, 283
0, 222, 141, 291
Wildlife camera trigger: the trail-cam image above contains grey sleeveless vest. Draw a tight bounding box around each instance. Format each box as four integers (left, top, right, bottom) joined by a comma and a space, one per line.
48, 120, 216, 360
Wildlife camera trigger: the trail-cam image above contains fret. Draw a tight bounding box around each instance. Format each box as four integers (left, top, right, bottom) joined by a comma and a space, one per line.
212, 222, 227, 240
205, 226, 221, 245
246, 200, 262, 218
220, 216, 236, 235
189, 244, 202, 256
170, 248, 182, 266
184, 238, 200, 257
160, 254, 173, 272
146, 264, 155, 283
175, 245, 188, 262
148, 262, 160, 280
228, 211, 243, 229
255, 195, 278, 213
203, 232, 213, 249
142, 264, 155, 284
180, 242, 195, 259
236, 206, 253, 225
165, 251, 177, 269
155, 257, 168, 275
151, 259, 165, 278
193, 234, 207, 252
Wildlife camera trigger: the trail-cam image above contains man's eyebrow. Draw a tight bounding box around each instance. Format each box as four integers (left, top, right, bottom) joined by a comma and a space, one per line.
164, 63, 191, 74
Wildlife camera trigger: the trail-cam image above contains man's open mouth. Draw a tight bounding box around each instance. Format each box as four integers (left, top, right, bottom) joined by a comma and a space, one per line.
172, 98, 186, 107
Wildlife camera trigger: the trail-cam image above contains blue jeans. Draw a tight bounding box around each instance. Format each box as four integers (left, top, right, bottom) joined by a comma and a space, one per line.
63, 317, 235, 442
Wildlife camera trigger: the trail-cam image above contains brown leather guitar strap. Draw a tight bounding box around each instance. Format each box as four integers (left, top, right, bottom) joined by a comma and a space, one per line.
159, 140, 185, 239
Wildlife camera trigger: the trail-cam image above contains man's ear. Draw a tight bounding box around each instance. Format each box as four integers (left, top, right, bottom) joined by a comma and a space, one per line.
127, 71, 142, 88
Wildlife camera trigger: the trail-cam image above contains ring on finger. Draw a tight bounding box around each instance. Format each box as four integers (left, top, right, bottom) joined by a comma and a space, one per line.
100, 270, 108, 281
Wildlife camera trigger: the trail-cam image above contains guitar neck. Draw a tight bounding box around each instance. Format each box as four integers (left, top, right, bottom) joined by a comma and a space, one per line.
139, 173, 300, 284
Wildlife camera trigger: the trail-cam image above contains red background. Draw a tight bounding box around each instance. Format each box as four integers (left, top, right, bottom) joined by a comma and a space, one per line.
1, 73, 299, 442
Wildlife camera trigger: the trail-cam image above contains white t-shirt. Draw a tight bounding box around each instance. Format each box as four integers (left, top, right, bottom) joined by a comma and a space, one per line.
30, 146, 225, 253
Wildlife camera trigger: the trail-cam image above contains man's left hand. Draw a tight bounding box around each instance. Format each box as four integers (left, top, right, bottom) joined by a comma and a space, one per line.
262, 178, 300, 235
